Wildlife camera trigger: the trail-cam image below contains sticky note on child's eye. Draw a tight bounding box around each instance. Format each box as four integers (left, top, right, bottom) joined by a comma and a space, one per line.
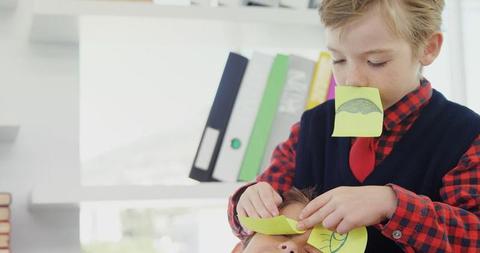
307, 225, 368, 253
332, 86, 383, 137
238, 215, 305, 235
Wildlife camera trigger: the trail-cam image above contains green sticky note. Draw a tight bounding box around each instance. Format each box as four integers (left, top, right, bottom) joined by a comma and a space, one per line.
307, 225, 368, 253
238, 215, 306, 235
332, 86, 383, 137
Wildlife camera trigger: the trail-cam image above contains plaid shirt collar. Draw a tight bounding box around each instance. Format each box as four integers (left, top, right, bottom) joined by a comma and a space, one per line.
383, 78, 433, 131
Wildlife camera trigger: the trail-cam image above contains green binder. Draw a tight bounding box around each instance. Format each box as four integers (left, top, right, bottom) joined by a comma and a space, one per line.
238, 54, 290, 181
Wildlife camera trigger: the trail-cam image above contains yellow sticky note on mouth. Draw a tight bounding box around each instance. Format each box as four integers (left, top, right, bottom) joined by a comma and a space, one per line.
238, 215, 306, 235
307, 225, 368, 253
332, 86, 383, 137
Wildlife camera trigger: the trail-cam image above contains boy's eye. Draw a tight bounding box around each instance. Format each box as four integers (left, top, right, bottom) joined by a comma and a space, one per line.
333, 59, 346, 65
368, 60, 388, 67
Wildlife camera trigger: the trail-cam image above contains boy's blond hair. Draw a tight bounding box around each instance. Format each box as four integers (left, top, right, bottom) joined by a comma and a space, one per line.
319, 0, 445, 55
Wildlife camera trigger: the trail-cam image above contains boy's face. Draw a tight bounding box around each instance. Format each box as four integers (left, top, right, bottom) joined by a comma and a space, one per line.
326, 6, 423, 109
242, 203, 322, 253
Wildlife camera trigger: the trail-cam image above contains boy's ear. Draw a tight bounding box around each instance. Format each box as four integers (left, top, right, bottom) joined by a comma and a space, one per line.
419, 32, 443, 66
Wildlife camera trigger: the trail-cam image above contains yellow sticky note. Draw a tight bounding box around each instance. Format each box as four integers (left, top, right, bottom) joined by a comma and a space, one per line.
332, 86, 383, 137
307, 225, 368, 253
238, 215, 305, 235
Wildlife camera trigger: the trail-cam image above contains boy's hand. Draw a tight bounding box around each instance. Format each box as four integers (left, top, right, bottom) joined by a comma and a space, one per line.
236, 182, 283, 220
297, 186, 397, 234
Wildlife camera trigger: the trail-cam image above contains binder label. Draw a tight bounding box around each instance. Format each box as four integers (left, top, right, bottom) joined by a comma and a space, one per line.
194, 127, 220, 171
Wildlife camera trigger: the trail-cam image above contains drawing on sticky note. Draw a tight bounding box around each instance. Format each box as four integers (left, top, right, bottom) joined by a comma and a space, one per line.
336, 98, 382, 115
332, 86, 384, 137
314, 231, 348, 253
308, 225, 368, 253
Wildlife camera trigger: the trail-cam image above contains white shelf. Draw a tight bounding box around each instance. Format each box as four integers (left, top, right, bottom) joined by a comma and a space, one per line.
0, 125, 20, 142
31, 0, 321, 43
30, 182, 247, 209
34, 0, 319, 24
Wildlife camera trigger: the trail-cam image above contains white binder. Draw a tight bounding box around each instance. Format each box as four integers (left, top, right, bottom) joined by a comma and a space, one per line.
213, 52, 275, 182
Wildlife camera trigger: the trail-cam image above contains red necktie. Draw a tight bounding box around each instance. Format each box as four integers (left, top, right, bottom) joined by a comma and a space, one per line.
349, 137, 376, 182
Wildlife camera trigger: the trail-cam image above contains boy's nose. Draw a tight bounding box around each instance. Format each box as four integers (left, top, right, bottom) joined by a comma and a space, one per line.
345, 66, 368, 87
278, 241, 299, 253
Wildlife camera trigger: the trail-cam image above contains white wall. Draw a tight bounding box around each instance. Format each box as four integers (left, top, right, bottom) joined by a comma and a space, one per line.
422, 0, 459, 103
0, 0, 80, 252
463, 0, 480, 113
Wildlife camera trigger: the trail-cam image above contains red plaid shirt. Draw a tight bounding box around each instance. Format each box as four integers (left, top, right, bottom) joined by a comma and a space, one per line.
228, 80, 480, 252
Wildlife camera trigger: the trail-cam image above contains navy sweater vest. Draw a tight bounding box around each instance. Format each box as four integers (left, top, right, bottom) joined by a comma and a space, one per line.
294, 90, 480, 252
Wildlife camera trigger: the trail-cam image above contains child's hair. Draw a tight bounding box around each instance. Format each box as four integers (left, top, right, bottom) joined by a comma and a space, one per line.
277, 187, 315, 209
241, 187, 316, 249
319, 0, 445, 55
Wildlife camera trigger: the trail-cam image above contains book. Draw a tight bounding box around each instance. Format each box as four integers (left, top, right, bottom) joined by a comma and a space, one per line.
260, 55, 315, 172
153, 0, 191, 5
213, 52, 275, 182
246, 0, 279, 7
238, 54, 289, 181
305, 52, 333, 110
218, 0, 245, 6
0, 208, 9, 222
279, 0, 310, 9
0, 234, 8, 248
190, 52, 249, 182
0, 222, 10, 234
327, 74, 336, 100
192, 0, 212, 5
309, 0, 320, 8
0, 194, 11, 207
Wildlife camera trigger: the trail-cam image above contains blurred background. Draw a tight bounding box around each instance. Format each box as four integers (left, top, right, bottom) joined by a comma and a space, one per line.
0, 0, 479, 252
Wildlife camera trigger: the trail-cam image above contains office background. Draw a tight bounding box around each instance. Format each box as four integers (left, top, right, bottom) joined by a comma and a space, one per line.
0, 0, 479, 252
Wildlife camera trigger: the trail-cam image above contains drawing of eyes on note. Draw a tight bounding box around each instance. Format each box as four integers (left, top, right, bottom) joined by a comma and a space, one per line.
238, 215, 368, 253
332, 86, 384, 137
307, 225, 368, 253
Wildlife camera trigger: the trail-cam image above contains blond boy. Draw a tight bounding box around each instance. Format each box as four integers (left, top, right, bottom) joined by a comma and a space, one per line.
228, 1, 480, 252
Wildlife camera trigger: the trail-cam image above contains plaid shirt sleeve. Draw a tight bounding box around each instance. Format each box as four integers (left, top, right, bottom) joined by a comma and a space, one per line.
227, 122, 300, 241
379, 135, 480, 253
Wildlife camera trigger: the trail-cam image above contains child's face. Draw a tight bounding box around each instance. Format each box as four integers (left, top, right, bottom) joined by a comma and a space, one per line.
326, 6, 423, 109
242, 203, 322, 253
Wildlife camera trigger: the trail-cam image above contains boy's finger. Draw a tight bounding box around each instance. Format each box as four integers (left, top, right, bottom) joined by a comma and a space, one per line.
335, 217, 355, 235
258, 187, 280, 216
250, 192, 273, 218
243, 199, 260, 218
273, 190, 283, 205
300, 193, 332, 219
236, 205, 247, 218
321, 210, 343, 232
298, 201, 335, 230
